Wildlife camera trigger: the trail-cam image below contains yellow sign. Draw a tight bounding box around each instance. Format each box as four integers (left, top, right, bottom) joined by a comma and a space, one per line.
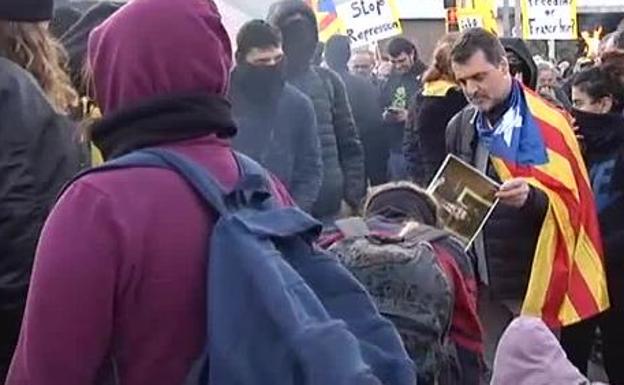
457, 0, 498, 34
521, 0, 578, 40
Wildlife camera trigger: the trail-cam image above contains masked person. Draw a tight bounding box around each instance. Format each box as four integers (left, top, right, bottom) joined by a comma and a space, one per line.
560, 65, 624, 385
268, 0, 365, 221
325, 34, 386, 186
230, 20, 322, 212
0, 0, 81, 379
446, 28, 608, 368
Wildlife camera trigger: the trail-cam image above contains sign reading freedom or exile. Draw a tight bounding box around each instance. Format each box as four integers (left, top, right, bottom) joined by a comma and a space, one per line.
521, 0, 578, 40
335, 0, 402, 47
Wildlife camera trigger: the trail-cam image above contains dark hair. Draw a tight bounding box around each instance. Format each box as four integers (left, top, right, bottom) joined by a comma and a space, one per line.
387, 37, 417, 59
451, 28, 505, 66
573, 66, 624, 113
236, 20, 282, 61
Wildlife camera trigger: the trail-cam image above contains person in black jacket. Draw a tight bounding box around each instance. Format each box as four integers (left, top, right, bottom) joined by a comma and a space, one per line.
325, 34, 387, 186
61, 1, 123, 95
404, 33, 467, 185
560, 66, 624, 385
445, 29, 549, 368
380, 37, 427, 181
267, 0, 365, 221
49, 6, 81, 39
0, 0, 81, 379
230, 20, 322, 212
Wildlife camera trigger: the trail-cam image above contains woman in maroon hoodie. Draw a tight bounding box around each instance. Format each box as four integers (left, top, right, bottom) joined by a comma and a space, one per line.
6, 0, 291, 384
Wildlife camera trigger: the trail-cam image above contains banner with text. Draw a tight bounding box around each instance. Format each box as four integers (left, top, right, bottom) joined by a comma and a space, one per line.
336, 0, 403, 47
521, 0, 578, 40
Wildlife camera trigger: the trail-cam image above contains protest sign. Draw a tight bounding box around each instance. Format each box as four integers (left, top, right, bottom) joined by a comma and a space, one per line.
456, 8, 485, 31
335, 0, 402, 47
521, 0, 578, 40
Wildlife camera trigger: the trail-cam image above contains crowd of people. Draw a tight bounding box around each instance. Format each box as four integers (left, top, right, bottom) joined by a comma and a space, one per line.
0, 0, 623, 384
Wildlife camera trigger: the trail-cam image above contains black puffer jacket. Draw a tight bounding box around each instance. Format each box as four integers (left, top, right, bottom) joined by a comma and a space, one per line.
268, 1, 365, 219
446, 106, 549, 300
0, 58, 80, 310
325, 35, 387, 186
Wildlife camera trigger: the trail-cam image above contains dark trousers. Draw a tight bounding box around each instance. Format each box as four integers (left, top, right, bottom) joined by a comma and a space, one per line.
0, 306, 24, 382
561, 264, 624, 385
477, 286, 521, 376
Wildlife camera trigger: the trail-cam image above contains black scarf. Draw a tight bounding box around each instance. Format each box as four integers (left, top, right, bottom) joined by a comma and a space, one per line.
573, 109, 624, 156
230, 64, 285, 109
92, 93, 237, 160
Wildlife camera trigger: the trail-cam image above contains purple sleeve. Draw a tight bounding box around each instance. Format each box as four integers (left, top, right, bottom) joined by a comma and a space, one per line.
7, 181, 120, 385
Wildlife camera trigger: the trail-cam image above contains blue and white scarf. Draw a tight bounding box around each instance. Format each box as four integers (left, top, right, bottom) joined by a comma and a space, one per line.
475, 80, 549, 166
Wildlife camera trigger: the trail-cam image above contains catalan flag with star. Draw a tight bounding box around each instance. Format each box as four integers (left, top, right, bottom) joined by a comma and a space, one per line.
475, 80, 609, 327
306, 0, 342, 42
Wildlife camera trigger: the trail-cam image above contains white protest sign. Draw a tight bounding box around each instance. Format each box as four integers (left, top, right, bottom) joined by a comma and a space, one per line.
521, 0, 578, 40
335, 0, 402, 47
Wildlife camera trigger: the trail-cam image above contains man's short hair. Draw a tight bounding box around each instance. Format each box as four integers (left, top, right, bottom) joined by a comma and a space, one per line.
236, 20, 282, 61
451, 28, 506, 66
387, 37, 417, 59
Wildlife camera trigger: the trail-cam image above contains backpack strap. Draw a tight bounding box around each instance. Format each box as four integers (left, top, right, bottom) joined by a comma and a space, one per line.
65, 148, 230, 215
66, 148, 323, 237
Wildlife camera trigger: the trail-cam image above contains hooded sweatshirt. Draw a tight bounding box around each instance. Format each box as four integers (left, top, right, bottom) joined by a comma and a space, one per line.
268, 0, 366, 219
500, 38, 538, 90
380, 55, 426, 155
491, 317, 592, 385
6, 0, 291, 384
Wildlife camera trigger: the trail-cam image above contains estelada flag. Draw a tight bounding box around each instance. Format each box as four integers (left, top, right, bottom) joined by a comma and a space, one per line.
477, 81, 609, 327
306, 0, 342, 42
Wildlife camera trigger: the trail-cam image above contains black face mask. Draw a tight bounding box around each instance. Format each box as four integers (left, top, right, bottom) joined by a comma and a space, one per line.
281, 20, 317, 76
236, 62, 285, 103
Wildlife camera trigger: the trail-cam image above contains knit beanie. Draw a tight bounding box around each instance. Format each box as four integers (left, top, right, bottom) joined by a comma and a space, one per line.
0, 0, 54, 22
364, 182, 440, 227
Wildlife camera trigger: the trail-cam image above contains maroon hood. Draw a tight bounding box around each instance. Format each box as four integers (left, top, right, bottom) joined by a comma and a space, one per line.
88, 0, 232, 114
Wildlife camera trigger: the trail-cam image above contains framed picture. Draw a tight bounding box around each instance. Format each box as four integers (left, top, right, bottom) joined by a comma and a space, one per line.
427, 154, 500, 250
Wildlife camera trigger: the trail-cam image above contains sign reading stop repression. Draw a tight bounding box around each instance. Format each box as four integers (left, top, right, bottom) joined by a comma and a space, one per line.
335, 0, 403, 47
